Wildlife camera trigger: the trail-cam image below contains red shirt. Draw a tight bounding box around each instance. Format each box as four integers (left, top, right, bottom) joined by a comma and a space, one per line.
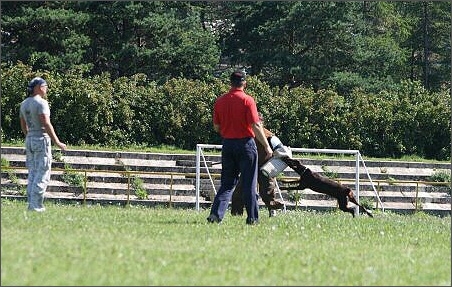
213, 88, 260, 139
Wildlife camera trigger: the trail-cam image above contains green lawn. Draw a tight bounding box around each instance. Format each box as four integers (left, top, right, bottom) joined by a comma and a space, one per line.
1, 199, 450, 286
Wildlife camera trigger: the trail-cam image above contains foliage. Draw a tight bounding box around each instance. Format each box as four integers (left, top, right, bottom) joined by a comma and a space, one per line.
359, 197, 374, 210
1, 62, 450, 160
220, 1, 450, 92
131, 176, 148, 200
321, 166, 339, 179
1, 157, 9, 168
287, 190, 303, 208
1, 2, 450, 159
429, 170, 451, 183
52, 149, 64, 162
61, 163, 84, 189
1, 1, 220, 81
156, 77, 224, 148
0, 158, 26, 195
0, 62, 36, 141
1, 4, 92, 74
1, 2, 450, 91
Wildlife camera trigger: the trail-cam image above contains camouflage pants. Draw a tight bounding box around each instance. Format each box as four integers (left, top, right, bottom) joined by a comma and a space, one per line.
25, 135, 52, 211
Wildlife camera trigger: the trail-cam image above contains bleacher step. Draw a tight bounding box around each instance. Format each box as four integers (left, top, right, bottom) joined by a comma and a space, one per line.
1, 146, 450, 216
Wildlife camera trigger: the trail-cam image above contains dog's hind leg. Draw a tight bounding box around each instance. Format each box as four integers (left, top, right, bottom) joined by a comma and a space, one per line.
336, 194, 358, 217
345, 190, 374, 218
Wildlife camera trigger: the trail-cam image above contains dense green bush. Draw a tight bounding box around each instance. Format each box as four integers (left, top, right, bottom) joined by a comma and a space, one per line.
1, 63, 450, 160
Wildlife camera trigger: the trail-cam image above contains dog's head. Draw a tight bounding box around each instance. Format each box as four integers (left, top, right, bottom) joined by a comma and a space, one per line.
281, 157, 308, 176
278, 157, 310, 190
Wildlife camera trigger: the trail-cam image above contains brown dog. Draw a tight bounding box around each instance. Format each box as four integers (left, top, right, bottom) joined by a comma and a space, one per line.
280, 157, 373, 217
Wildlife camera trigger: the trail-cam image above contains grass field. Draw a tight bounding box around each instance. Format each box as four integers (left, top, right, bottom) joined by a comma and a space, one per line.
1, 199, 450, 286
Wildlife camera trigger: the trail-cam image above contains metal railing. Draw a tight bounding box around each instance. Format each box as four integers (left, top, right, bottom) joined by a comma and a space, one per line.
278, 176, 450, 212
1, 166, 201, 207
1, 165, 450, 213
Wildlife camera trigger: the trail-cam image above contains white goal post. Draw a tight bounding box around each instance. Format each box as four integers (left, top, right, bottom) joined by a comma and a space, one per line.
195, 144, 384, 213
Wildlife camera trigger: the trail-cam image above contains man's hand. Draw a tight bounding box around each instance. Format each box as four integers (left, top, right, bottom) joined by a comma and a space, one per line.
264, 146, 273, 161
57, 142, 67, 151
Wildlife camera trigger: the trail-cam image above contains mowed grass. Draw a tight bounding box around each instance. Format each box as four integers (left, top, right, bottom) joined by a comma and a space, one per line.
1, 199, 450, 286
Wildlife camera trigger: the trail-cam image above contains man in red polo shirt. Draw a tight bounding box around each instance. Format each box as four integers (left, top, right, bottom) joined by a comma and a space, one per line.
207, 70, 272, 225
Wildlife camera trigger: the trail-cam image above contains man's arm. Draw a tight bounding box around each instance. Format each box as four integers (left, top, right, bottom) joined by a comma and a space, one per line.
39, 114, 67, 150
213, 123, 220, 133
20, 117, 28, 136
252, 121, 272, 160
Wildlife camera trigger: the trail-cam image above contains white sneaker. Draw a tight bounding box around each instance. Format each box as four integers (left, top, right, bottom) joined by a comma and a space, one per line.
28, 207, 46, 212
269, 210, 277, 217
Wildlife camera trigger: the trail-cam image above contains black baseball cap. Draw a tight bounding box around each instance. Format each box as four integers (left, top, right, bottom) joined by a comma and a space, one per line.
230, 70, 246, 85
27, 77, 47, 95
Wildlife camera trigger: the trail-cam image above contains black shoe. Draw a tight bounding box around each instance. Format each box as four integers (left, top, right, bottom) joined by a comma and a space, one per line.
207, 214, 221, 223
246, 219, 259, 225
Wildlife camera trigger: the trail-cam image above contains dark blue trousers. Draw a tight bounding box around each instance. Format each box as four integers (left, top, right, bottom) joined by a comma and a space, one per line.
209, 137, 259, 223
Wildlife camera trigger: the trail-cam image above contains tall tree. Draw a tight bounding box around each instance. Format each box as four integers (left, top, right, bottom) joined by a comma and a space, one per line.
396, 1, 451, 91
1, 1, 221, 81
1, 1, 92, 74
218, 1, 450, 92
74, 1, 221, 80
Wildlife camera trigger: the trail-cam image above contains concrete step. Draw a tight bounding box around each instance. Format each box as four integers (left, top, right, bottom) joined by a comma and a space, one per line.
1, 178, 195, 197
3, 147, 450, 178
2, 154, 444, 186
3, 175, 449, 205
3, 169, 449, 195
2, 146, 450, 216
2, 177, 450, 213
